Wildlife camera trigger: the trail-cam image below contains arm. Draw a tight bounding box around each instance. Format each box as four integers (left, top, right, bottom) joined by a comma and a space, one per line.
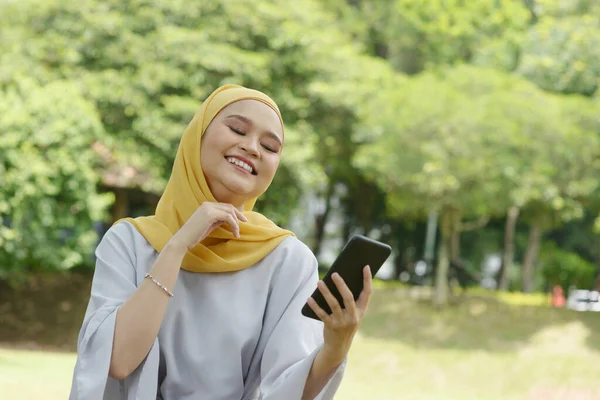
70, 222, 162, 400
303, 267, 373, 399
257, 240, 347, 400
302, 350, 345, 400
71, 204, 245, 399
110, 202, 246, 379
109, 239, 185, 379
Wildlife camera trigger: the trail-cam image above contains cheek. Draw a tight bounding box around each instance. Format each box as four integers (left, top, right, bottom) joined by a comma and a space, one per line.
199, 150, 211, 177
263, 156, 280, 177
201, 134, 226, 161
200, 144, 221, 176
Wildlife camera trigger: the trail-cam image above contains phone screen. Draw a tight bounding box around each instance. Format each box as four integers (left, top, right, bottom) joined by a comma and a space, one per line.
301, 235, 391, 320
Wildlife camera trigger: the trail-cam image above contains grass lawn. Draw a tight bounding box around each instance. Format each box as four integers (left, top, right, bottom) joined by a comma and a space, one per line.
1, 287, 599, 400
0, 347, 75, 399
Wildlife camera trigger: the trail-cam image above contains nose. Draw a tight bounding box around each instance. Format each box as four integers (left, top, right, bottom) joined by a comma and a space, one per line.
240, 136, 260, 158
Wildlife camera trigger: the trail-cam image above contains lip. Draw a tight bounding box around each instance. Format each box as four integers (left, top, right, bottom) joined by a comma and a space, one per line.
225, 155, 257, 175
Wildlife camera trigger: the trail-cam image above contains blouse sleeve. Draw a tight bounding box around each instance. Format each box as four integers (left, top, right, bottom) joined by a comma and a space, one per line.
257, 240, 346, 400
69, 222, 160, 400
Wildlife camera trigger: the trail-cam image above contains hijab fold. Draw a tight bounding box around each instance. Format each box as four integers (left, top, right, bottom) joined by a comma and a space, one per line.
116, 84, 294, 273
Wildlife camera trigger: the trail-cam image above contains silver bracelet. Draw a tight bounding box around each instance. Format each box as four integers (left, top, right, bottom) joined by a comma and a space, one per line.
144, 273, 174, 298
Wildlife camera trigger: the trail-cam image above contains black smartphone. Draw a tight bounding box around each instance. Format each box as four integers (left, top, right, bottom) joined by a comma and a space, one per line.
302, 235, 392, 321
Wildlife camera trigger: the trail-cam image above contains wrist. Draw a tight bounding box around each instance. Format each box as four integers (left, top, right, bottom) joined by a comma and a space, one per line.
311, 347, 344, 380
319, 344, 348, 367
165, 237, 189, 255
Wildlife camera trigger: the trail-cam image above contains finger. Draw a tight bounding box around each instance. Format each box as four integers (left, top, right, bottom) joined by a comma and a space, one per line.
356, 265, 373, 311
233, 208, 248, 222
216, 203, 248, 223
307, 297, 331, 324
226, 214, 240, 238
216, 210, 240, 238
317, 280, 343, 319
332, 273, 357, 317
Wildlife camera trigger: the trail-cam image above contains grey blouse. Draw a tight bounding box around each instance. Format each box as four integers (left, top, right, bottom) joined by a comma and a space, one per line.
68, 221, 345, 400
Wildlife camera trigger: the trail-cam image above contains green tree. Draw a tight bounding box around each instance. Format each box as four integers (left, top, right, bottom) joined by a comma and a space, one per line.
0, 0, 403, 269
0, 78, 112, 275
0, 0, 341, 226
474, 3, 600, 97
516, 16, 600, 96
327, 0, 530, 74
354, 65, 600, 300
540, 241, 597, 292
355, 66, 521, 304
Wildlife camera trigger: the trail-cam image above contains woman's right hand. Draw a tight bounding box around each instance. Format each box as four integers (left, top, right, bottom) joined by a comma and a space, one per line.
170, 202, 248, 249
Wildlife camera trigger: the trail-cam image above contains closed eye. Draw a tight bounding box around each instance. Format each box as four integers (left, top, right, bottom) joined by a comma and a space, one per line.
230, 127, 246, 135
262, 144, 277, 153
230, 126, 279, 153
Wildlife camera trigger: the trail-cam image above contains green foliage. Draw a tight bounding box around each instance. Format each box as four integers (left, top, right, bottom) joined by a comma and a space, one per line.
473, 3, 600, 96
2, 0, 600, 293
1, 0, 406, 220
0, 0, 402, 270
355, 62, 600, 298
357, 66, 525, 218
328, 0, 530, 73
357, 63, 600, 225
0, 78, 112, 274
516, 16, 600, 96
540, 241, 597, 291
532, 0, 600, 19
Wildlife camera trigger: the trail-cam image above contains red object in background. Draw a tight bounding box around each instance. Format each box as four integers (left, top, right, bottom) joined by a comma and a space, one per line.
551, 285, 566, 308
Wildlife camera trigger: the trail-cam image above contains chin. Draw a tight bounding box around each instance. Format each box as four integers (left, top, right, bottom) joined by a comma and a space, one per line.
221, 179, 257, 198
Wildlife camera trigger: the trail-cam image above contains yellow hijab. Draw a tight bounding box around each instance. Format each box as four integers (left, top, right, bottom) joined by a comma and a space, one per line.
117, 84, 295, 273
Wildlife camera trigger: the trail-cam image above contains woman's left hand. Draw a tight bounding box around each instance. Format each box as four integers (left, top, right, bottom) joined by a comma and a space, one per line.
306, 265, 372, 364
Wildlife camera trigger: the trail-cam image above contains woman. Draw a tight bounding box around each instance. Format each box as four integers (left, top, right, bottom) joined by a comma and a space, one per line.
69, 84, 372, 400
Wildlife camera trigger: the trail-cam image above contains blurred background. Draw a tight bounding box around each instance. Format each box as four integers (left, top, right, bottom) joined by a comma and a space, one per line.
1, 0, 600, 399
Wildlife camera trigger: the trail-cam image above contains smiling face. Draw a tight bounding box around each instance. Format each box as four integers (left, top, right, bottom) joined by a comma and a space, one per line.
200, 99, 284, 209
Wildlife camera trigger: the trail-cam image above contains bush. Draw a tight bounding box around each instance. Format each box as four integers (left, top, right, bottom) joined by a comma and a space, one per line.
540, 241, 596, 291
0, 79, 113, 276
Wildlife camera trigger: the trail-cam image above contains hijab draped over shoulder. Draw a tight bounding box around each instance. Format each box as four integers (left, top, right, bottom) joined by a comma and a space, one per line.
117, 84, 295, 273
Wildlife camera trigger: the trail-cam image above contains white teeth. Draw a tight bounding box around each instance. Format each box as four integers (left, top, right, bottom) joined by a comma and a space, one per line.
226, 157, 254, 173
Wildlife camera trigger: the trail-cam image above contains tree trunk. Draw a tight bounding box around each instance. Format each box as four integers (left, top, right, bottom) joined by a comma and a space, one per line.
523, 0, 539, 24
434, 210, 453, 307
522, 220, 543, 293
423, 210, 438, 265
111, 189, 129, 222
341, 214, 352, 246
450, 228, 460, 262
434, 235, 451, 307
393, 252, 404, 281
312, 182, 335, 258
499, 206, 520, 292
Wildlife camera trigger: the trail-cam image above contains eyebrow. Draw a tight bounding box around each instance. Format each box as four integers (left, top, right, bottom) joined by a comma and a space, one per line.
225, 114, 283, 145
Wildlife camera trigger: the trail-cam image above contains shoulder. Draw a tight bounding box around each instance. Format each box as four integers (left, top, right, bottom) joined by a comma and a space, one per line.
104, 219, 138, 239
98, 220, 138, 250
271, 236, 317, 265
96, 220, 153, 265
265, 236, 318, 284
